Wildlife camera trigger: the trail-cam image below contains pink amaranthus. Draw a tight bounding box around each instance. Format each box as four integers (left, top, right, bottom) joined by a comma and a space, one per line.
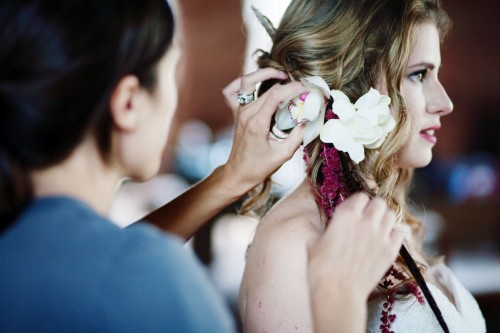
380, 265, 425, 333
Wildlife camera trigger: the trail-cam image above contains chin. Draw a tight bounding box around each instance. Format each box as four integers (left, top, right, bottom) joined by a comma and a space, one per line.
396, 151, 433, 168
131, 164, 161, 182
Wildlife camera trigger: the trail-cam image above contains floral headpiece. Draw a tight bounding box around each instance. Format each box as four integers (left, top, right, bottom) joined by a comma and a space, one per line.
272, 76, 396, 164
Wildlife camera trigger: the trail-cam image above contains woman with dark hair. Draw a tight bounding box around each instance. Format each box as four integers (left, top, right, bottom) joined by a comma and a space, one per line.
0, 0, 402, 332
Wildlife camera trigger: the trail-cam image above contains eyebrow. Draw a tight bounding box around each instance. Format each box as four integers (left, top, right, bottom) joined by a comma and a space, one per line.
406, 62, 438, 70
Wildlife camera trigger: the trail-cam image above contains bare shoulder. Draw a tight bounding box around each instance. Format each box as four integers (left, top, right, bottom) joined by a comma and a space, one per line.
239, 181, 322, 332
247, 180, 323, 265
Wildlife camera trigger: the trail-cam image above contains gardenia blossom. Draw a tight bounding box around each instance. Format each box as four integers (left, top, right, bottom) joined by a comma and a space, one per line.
320, 88, 396, 164
272, 76, 330, 146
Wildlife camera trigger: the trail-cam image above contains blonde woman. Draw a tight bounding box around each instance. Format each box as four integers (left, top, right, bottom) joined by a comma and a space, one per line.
240, 0, 486, 332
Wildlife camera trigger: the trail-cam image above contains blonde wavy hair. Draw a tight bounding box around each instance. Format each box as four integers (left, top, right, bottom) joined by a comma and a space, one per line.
242, 0, 451, 251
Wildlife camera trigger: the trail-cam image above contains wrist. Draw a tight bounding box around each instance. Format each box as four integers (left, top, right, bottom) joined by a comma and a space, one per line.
309, 273, 367, 333
308, 263, 368, 315
216, 163, 259, 199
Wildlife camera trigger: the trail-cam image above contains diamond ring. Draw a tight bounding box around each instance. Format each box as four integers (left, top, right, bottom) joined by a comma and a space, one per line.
237, 91, 256, 105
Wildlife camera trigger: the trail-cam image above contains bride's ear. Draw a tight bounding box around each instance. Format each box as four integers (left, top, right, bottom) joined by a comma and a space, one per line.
109, 75, 142, 131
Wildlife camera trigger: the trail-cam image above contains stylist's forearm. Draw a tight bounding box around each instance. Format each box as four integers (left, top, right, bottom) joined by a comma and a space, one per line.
141, 164, 253, 240
310, 280, 367, 333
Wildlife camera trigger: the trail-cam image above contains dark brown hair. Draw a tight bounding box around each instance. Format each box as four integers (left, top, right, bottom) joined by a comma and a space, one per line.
0, 0, 175, 230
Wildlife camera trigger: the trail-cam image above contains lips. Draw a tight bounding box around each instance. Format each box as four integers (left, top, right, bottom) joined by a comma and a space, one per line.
419, 125, 440, 144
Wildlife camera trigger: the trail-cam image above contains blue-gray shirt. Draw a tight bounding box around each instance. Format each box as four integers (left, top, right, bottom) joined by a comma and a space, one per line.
0, 196, 236, 332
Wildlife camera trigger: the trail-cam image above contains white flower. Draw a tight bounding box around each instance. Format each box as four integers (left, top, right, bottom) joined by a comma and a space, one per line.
273, 76, 330, 146
320, 88, 396, 164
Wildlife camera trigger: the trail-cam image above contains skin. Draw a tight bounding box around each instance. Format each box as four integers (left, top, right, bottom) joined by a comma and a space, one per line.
29, 29, 402, 333
30, 45, 182, 216
143, 68, 308, 239
397, 23, 453, 168
239, 22, 452, 333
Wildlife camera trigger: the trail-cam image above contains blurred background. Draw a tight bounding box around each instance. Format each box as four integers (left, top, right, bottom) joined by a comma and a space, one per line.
111, 0, 500, 331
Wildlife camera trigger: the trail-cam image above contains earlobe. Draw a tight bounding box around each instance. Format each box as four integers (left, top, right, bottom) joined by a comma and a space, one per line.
109, 75, 142, 131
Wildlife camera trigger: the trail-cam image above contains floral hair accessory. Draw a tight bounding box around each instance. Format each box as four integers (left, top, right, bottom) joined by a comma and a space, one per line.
272, 76, 330, 146
320, 88, 396, 163
272, 76, 395, 164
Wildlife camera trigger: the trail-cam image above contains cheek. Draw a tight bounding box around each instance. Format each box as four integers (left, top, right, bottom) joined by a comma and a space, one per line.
402, 86, 426, 130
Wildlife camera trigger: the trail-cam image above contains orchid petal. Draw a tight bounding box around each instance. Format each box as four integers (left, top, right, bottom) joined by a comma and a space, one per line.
348, 142, 366, 164
365, 136, 385, 149
380, 115, 397, 133
275, 107, 297, 130
302, 89, 324, 122
301, 76, 330, 97
332, 99, 356, 122
355, 107, 379, 124
320, 120, 354, 150
320, 120, 366, 163
350, 117, 377, 141
354, 87, 382, 110
303, 108, 325, 146
330, 89, 350, 103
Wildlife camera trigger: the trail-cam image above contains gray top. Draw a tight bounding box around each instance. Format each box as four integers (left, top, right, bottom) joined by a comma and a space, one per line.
0, 196, 235, 332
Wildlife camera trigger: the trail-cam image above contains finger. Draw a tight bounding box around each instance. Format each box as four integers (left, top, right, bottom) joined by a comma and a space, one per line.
276, 123, 304, 161
363, 197, 388, 226
239, 68, 289, 93
380, 209, 397, 238
251, 82, 306, 124
337, 192, 370, 213
225, 69, 291, 120
388, 230, 405, 260
222, 77, 243, 116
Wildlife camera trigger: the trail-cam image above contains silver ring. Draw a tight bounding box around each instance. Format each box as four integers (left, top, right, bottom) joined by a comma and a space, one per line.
237, 91, 256, 105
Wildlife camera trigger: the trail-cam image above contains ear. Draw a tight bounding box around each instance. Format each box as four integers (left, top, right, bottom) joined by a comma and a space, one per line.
109, 75, 142, 131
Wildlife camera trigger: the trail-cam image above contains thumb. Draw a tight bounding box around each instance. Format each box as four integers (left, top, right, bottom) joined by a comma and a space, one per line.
280, 123, 304, 159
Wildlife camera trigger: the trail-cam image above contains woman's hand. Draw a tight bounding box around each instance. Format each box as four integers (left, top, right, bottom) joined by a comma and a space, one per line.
308, 193, 403, 298
307, 193, 404, 333
221, 68, 306, 194
143, 69, 307, 239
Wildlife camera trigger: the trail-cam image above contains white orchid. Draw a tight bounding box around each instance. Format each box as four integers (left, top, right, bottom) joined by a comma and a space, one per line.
320, 88, 396, 164
272, 76, 330, 146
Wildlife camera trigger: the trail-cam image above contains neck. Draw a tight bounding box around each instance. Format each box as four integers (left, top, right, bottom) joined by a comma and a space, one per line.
30, 139, 122, 217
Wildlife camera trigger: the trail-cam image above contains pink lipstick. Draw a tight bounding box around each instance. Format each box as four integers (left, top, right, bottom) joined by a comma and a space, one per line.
419, 126, 440, 144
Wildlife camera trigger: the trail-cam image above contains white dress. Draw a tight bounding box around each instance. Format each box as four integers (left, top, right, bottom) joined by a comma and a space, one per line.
367, 264, 486, 333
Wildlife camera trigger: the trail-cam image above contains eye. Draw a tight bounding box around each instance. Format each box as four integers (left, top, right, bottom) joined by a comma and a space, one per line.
408, 69, 427, 83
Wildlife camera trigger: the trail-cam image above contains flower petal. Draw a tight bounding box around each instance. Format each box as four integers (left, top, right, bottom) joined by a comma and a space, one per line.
381, 115, 396, 133
302, 89, 324, 122
320, 120, 355, 151
332, 99, 356, 122
348, 141, 365, 164
330, 89, 350, 103
303, 108, 325, 146
354, 87, 382, 110
302, 76, 330, 97
350, 116, 381, 145
355, 107, 379, 124
275, 107, 297, 130
365, 136, 385, 149
320, 120, 366, 163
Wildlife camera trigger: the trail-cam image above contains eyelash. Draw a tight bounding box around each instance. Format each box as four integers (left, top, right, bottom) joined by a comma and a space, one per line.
408, 69, 427, 83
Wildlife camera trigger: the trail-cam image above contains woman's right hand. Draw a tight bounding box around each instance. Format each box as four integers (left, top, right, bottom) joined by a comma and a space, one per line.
220, 68, 306, 195
306, 193, 403, 333
307, 193, 404, 301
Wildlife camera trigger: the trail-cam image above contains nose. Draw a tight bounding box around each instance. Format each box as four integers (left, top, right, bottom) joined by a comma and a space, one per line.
427, 80, 453, 116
